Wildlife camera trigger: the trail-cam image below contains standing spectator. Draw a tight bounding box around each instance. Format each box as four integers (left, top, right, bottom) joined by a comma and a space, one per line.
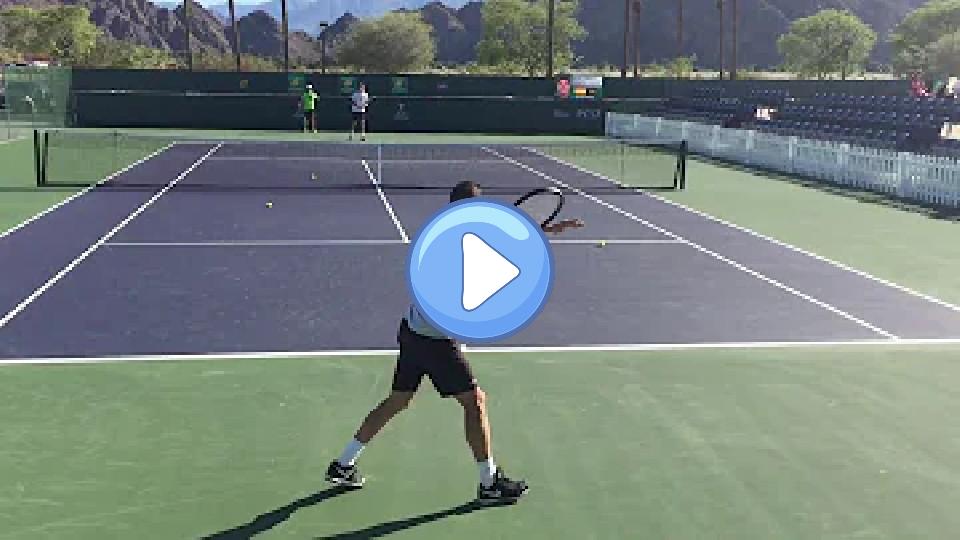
302, 84, 318, 133
350, 83, 371, 141
910, 72, 929, 97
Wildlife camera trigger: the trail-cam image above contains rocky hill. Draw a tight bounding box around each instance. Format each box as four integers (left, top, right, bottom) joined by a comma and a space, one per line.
0, 0, 933, 68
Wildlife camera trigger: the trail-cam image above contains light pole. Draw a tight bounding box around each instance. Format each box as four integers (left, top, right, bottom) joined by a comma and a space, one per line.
319, 22, 329, 74
622, 0, 631, 77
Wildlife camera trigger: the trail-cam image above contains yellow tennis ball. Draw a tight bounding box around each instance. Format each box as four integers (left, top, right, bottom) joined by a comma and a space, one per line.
311, 173, 317, 180
599, 240, 607, 247
266, 201, 273, 208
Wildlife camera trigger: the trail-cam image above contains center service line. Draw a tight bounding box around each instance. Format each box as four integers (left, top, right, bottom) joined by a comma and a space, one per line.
362, 159, 410, 244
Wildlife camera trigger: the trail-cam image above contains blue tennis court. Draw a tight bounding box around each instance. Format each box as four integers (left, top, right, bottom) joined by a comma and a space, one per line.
2, 137, 960, 361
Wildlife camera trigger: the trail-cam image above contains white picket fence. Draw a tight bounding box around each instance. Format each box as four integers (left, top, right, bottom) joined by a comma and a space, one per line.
606, 113, 960, 208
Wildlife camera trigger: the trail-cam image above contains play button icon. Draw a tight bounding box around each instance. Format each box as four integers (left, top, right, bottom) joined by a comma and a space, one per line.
407, 198, 554, 342
461, 233, 520, 311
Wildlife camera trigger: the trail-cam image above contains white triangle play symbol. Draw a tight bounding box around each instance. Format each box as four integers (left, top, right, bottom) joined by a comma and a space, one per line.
461, 233, 520, 311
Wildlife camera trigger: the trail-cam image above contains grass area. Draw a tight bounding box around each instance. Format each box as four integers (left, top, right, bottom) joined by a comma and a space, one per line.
2, 347, 959, 539
42, 131, 172, 186
656, 159, 960, 305
0, 136, 78, 234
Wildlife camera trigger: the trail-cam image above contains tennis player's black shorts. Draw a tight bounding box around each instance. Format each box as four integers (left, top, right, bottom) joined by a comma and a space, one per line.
392, 319, 477, 397
352, 111, 366, 124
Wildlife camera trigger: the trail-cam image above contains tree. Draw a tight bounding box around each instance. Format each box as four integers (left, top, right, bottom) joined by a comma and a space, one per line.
81, 36, 176, 69
776, 9, 875, 80
891, 0, 960, 75
335, 12, 435, 73
477, 0, 585, 76
926, 30, 960, 79
0, 6, 99, 64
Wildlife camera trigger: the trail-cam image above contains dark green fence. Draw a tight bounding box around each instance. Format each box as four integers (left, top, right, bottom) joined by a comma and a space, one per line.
67, 69, 912, 134
73, 92, 610, 134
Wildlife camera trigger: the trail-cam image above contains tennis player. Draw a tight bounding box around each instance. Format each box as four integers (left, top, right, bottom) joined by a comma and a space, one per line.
327, 181, 583, 504
350, 83, 370, 141
302, 84, 318, 133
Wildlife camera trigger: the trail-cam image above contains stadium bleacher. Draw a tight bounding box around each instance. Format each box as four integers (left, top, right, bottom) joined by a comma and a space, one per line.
655, 86, 960, 157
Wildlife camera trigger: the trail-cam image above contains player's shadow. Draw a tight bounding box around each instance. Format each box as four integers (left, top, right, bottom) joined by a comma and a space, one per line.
202, 485, 356, 539
315, 500, 508, 539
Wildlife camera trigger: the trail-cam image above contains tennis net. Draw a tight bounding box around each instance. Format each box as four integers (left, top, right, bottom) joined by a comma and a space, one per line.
37, 130, 687, 193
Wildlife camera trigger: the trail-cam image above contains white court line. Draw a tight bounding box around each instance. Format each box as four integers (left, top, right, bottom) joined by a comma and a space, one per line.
363, 159, 410, 243
0, 144, 223, 330
0, 135, 28, 145
103, 238, 683, 247
483, 147, 898, 339
551, 238, 683, 245
0, 143, 175, 241
106, 239, 408, 247
207, 156, 508, 165
530, 147, 960, 315
3, 338, 960, 366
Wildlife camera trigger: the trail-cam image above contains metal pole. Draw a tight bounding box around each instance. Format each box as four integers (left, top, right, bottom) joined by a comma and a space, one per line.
547, 0, 555, 78
718, 0, 724, 80
319, 23, 329, 74
677, 0, 683, 60
731, 0, 738, 80
183, 0, 193, 70
622, 0, 630, 77
229, 0, 240, 71
282, 0, 289, 72
633, 1, 641, 78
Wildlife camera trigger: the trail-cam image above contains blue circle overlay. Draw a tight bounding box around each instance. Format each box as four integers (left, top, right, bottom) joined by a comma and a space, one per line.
407, 198, 554, 342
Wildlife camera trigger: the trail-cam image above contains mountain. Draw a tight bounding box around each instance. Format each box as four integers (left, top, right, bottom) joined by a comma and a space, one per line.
207, 0, 473, 31
576, 0, 928, 70
227, 9, 315, 62
0, 0, 931, 69
0, 0, 321, 62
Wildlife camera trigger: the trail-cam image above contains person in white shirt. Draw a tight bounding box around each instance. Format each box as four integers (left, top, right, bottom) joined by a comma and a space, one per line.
350, 83, 371, 141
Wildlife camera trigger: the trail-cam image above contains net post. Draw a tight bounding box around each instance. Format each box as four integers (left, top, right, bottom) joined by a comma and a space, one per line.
619, 140, 625, 185
34, 130, 42, 186
41, 131, 49, 186
678, 139, 688, 190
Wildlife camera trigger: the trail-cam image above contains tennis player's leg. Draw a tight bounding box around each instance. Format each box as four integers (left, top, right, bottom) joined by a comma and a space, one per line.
430, 347, 529, 504
359, 111, 367, 141
327, 322, 423, 487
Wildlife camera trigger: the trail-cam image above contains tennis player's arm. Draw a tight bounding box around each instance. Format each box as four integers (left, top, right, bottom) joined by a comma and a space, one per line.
542, 219, 584, 234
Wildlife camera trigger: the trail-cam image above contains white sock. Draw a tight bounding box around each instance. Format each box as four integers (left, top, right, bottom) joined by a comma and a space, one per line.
478, 458, 497, 487
337, 439, 365, 467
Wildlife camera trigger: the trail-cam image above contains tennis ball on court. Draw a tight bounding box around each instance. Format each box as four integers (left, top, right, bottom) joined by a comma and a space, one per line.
266, 201, 273, 208
598, 240, 607, 248
311, 173, 317, 180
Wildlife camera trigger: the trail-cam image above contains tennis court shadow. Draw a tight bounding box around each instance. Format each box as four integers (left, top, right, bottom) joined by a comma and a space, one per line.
315, 500, 508, 539
202, 485, 356, 539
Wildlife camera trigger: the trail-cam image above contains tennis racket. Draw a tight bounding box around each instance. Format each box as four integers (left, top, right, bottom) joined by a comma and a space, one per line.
514, 187, 565, 229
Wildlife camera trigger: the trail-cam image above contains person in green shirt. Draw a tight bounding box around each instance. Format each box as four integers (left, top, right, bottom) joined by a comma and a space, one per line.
302, 84, 318, 133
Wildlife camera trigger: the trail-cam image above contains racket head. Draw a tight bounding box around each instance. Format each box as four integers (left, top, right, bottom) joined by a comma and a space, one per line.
513, 186, 564, 229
